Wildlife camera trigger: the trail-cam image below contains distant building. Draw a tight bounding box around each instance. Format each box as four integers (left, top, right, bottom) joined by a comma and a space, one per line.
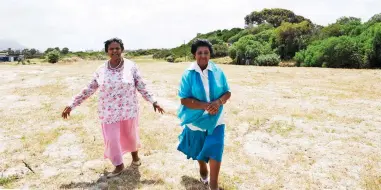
0, 52, 22, 62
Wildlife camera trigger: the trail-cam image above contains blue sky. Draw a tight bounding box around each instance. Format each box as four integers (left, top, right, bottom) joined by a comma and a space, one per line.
1, 0, 380, 51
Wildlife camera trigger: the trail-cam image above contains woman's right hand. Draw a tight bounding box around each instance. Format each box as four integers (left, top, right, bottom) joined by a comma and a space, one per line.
62, 106, 72, 119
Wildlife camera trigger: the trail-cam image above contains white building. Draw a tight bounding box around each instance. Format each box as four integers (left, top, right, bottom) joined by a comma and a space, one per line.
0, 52, 20, 62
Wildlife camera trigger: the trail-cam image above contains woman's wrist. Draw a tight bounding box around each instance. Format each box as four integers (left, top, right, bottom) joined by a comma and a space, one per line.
67, 103, 75, 110
218, 98, 224, 105
202, 102, 209, 110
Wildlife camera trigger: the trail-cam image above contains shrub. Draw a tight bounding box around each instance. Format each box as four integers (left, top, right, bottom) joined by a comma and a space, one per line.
211, 56, 233, 64
295, 36, 363, 68
47, 50, 60, 63
254, 54, 281, 66
229, 35, 272, 64
153, 50, 173, 59
228, 46, 237, 60
166, 56, 174, 63
212, 44, 229, 58
174, 57, 186, 63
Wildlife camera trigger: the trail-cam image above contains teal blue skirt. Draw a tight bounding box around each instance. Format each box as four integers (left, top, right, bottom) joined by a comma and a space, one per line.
177, 124, 225, 163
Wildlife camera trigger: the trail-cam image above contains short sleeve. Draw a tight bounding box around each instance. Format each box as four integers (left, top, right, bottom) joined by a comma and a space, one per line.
221, 71, 230, 92
178, 71, 192, 99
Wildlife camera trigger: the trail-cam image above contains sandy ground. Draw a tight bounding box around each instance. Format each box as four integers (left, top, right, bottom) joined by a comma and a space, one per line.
1, 60, 381, 190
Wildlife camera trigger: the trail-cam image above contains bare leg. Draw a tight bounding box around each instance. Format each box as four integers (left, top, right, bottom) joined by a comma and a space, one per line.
209, 159, 221, 190
198, 160, 208, 180
131, 151, 140, 162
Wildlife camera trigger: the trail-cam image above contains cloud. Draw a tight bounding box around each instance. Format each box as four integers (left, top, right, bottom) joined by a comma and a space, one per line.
0, 0, 380, 51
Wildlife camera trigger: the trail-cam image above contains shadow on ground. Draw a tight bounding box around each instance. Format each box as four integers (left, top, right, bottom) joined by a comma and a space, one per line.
181, 175, 209, 190
60, 165, 163, 190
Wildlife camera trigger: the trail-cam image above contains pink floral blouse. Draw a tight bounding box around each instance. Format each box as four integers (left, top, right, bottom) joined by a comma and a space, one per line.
68, 59, 156, 124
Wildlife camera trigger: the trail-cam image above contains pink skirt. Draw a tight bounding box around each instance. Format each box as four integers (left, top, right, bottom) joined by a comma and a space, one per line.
101, 118, 141, 166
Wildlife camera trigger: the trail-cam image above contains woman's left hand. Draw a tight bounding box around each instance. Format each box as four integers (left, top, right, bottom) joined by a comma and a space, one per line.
206, 100, 221, 115
153, 102, 165, 114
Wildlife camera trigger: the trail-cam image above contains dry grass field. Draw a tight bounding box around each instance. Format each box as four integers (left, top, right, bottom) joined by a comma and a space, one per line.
1, 60, 381, 189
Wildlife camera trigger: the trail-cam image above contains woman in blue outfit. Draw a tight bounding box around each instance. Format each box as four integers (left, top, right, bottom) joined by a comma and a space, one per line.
177, 39, 231, 190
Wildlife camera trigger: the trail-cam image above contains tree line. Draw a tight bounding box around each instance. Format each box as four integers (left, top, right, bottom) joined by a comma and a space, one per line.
3, 8, 380, 68
151, 8, 381, 68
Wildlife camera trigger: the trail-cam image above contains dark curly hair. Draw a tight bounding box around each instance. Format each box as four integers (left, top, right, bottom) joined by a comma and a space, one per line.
104, 38, 124, 53
191, 39, 214, 56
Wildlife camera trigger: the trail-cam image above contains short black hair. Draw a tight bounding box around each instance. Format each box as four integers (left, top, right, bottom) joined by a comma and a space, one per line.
191, 39, 214, 56
104, 38, 124, 53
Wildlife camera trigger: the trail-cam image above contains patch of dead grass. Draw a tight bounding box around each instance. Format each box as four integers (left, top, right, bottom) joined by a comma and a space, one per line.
361, 156, 381, 190
1, 61, 381, 189
21, 127, 64, 154
13, 83, 68, 97
265, 120, 296, 137
0, 175, 19, 188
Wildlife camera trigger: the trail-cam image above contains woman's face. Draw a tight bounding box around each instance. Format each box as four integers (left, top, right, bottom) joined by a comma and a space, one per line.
107, 42, 122, 60
195, 46, 210, 67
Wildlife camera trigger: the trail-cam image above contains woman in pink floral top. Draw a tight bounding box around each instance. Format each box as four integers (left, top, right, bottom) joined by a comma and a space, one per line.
61, 38, 165, 178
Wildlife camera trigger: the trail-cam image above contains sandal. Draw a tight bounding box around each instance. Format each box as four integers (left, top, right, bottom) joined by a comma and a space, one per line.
132, 160, 141, 166
106, 169, 123, 178
200, 176, 209, 185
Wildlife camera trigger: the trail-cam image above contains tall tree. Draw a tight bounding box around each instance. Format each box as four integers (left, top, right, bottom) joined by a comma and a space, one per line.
336, 16, 361, 25
61, 47, 69, 54
366, 13, 381, 26
45, 48, 54, 54
30, 48, 37, 55
273, 21, 313, 59
245, 8, 311, 27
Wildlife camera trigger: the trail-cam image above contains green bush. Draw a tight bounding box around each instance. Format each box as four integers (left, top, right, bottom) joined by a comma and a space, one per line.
252, 29, 275, 43
221, 28, 244, 42
248, 23, 274, 35
295, 36, 363, 68
294, 50, 305, 66
245, 8, 311, 27
273, 21, 313, 60
208, 36, 224, 45
212, 44, 229, 57
125, 49, 161, 57
61, 47, 69, 54
47, 50, 60, 63
193, 28, 242, 44
254, 54, 281, 66
170, 44, 192, 59
356, 23, 381, 68
153, 49, 173, 59
245, 44, 262, 60
166, 56, 174, 63
227, 24, 273, 44
174, 57, 186, 63
228, 30, 249, 44
228, 46, 237, 61
366, 13, 381, 26
229, 35, 272, 64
